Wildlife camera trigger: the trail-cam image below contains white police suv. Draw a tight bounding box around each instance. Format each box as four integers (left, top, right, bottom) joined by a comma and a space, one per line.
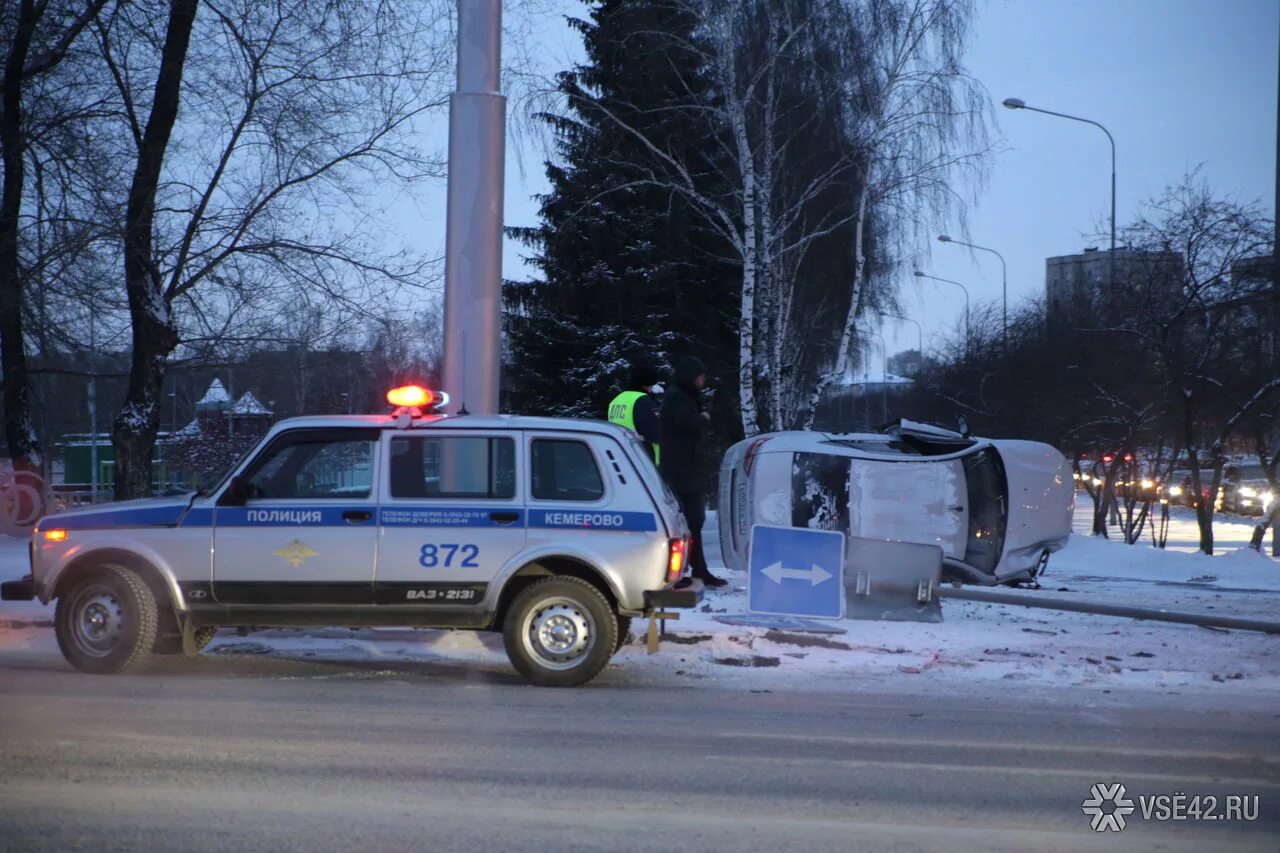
1, 386, 695, 687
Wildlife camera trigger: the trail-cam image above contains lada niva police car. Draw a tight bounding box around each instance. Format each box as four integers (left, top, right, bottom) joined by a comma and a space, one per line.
1, 386, 695, 687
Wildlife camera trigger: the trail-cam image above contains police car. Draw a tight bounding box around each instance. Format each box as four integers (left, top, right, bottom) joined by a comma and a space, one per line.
0, 386, 695, 687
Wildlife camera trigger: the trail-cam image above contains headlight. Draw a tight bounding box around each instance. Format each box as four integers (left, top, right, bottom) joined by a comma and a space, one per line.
1239, 487, 1258, 498
1169, 486, 1183, 497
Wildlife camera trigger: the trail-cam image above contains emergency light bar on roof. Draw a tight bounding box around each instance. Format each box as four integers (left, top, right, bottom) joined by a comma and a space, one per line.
386, 385, 450, 423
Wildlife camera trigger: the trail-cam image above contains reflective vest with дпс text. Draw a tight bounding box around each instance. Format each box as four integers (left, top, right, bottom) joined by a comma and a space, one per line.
608, 391, 660, 464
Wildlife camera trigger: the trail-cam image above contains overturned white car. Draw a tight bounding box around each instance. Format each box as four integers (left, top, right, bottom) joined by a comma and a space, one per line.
718, 420, 1074, 585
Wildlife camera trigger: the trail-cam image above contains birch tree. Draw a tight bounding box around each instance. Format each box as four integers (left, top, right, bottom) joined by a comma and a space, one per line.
804, 0, 986, 428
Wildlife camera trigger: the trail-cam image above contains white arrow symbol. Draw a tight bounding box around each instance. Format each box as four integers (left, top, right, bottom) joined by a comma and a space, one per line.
761, 562, 833, 586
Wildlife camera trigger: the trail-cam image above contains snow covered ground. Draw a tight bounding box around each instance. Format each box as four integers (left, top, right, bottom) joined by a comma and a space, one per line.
1, 493, 1277, 700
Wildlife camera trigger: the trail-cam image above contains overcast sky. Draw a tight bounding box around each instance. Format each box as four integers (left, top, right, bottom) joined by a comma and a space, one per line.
412, 0, 1279, 364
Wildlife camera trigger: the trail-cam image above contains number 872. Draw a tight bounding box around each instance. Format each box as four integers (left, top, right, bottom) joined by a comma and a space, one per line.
419, 543, 480, 568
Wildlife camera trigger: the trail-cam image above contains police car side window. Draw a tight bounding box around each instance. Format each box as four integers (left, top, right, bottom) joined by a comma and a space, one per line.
246, 435, 376, 499
389, 436, 515, 499
530, 439, 604, 502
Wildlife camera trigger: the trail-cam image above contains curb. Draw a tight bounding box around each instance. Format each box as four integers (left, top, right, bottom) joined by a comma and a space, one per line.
0, 618, 53, 629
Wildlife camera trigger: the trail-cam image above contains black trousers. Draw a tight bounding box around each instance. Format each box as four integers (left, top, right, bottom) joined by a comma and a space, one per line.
675, 491, 709, 578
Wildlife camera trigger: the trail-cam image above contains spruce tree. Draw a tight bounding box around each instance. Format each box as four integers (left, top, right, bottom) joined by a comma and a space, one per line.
505, 0, 738, 426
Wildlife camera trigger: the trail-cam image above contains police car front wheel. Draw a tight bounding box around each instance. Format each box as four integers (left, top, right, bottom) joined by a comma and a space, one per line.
503, 577, 618, 687
55, 564, 159, 675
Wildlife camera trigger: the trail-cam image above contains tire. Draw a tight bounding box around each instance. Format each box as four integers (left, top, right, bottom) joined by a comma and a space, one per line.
152, 627, 219, 656
55, 564, 159, 674
502, 577, 618, 687
614, 615, 633, 655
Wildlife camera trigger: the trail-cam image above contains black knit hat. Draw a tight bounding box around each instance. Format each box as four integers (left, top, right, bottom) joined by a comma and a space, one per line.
630, 362, 661, 388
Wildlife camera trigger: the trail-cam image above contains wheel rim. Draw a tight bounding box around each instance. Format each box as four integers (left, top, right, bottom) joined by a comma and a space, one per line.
69, 584, 125, 658
521, 596, 595, 671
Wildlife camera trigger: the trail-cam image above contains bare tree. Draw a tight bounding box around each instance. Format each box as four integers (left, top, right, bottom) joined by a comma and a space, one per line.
1109, 176, 1275, 554
1, 0, 108, 475
93, 0, 451, 497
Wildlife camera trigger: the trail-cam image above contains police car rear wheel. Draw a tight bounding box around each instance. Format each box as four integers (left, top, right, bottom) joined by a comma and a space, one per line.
55, 565, 158, 674
504, 577, 617, 687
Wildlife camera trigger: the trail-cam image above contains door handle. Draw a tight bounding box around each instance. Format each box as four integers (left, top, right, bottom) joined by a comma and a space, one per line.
489, 511, 520, 525
343, 510, 373, 524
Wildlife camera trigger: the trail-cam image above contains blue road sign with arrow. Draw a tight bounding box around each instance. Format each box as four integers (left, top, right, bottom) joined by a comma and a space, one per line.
748, 524, 845, 619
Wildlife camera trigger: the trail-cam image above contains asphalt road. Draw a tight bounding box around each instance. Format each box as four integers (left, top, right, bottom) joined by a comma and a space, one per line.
1, 648, 1278, 852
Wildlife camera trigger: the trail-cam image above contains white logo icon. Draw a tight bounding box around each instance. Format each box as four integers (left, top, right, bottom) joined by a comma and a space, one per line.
1082, 783, 1135, 832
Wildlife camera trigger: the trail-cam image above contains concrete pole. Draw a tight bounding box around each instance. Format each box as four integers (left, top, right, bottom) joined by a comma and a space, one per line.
88, 308, 97, 502
441, 0, 506, 415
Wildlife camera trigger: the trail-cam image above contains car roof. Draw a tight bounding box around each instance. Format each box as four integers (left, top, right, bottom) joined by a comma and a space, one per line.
266, 413, 628, 436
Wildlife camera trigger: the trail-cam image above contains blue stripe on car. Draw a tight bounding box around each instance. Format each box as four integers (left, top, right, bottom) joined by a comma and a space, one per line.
528, 510, 657, 532
51, 504, 656, 531
54, 506, 189, 530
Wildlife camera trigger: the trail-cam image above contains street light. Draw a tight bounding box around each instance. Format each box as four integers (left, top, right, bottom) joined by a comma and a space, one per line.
913, 270, 971, 355
1003, 96, 1117, 301
938, 234, 1007, 349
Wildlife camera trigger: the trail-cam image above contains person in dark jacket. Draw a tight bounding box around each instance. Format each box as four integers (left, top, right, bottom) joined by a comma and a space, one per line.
660, 356, 727, 588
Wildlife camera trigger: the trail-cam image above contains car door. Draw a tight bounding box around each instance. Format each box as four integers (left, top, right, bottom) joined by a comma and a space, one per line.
212, 428, 380, 605
523, 431, 663, 578
374, 430, 525, 607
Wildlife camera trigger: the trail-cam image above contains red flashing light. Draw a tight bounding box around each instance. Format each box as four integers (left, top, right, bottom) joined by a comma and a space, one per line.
387, 385, 444, 409
667, 538, 689, 583
1102, 454, 1114, 464
1123, 453, 1134, 462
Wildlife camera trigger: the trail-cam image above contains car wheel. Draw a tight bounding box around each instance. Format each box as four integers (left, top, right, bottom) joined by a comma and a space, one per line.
503, 577, 617, 687
614, 615, 633, 654
55, 565, 159, 674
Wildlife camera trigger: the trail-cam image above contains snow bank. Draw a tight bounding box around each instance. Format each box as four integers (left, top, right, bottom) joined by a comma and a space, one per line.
1051, 533, 1280, 591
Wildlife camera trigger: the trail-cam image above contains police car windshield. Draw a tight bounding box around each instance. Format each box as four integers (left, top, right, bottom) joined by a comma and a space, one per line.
200, 441, 262, 497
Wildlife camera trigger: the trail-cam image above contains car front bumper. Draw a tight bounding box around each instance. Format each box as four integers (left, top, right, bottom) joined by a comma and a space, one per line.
1, 575, 35, 601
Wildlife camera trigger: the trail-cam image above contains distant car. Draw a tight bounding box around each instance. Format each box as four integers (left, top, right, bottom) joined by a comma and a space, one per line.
718, 420, 1074, 585
1220, 479, 1274, 517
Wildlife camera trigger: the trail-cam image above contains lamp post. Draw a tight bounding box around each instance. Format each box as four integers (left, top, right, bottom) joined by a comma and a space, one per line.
913, 270, 970, 355
938, 234, 1006, 350
1003, 97, 1117, 300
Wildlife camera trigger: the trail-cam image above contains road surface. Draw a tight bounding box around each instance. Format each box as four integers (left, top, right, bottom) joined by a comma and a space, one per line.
1, 646, 1277, 851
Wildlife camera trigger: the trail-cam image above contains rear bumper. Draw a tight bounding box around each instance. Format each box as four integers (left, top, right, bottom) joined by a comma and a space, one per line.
1, 576, 36, 601
643, 586, 701, 610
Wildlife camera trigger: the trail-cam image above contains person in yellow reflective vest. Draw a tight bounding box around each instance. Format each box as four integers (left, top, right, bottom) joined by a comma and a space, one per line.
607, 363, 662, 464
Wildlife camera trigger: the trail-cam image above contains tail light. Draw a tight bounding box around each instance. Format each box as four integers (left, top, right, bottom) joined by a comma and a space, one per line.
743, 437, 771, 474
667, 538, 688, 584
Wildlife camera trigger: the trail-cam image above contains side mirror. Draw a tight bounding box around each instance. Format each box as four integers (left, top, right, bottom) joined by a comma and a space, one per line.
219, 475, 253, 507
957, 415, 970, 438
